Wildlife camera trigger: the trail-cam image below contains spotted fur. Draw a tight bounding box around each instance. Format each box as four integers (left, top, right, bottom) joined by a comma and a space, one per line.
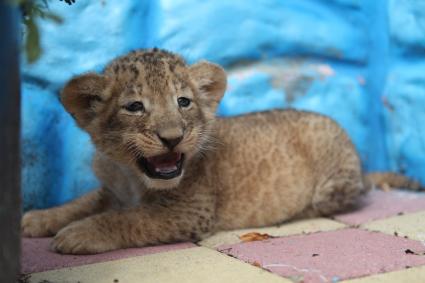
21, 49, 421, 254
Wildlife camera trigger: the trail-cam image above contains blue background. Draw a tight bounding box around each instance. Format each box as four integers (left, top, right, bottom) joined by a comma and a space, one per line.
21, 0, 425, 210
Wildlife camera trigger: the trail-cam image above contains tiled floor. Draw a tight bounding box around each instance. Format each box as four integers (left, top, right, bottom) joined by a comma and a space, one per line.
20, 189, 425, 283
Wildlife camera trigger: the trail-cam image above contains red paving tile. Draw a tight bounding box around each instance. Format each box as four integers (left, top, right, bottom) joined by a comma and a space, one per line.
335, 190, 425, 225
21, 237, 196, 274
218, 228, 425, 283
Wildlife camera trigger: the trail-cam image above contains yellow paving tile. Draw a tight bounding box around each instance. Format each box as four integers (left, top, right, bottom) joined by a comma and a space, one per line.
341, 265, 425, 283
28, 246, 290, 283
362, 211, 425, 242
199, 218, 346, 248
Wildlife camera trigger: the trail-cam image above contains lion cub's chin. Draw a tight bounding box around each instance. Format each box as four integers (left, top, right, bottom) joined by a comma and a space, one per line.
141, 172, 184, 190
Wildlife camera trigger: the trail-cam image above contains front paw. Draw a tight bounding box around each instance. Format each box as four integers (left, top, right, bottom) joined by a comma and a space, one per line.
22, 210, 62, 237
52, 219, 119, 254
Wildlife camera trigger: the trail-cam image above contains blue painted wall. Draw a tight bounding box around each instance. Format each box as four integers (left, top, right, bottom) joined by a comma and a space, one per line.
21, 0, 425, 210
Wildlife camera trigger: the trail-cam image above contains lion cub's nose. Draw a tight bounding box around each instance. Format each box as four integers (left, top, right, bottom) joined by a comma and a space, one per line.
158, 135, 183, 150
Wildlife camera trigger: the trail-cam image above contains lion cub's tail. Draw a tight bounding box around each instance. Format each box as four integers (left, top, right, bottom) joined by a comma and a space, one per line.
365, 172, 424, 191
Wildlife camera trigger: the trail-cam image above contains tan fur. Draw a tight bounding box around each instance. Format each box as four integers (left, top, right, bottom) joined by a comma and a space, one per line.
365, 172, 424, 191
21, 49, 421, 254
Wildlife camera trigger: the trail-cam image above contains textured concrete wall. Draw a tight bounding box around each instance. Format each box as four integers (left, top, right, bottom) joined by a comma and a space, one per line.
21, 0, 425, 209
383, 0, 425, 184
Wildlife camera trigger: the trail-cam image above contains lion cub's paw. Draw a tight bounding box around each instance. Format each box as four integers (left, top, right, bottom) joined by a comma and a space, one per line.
52, 219, 119, 254
22, 210, 62, 237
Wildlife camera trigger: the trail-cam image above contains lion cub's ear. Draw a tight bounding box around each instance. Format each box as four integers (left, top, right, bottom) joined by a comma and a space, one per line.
61, 73, 109, 129
189, 61, 227, 108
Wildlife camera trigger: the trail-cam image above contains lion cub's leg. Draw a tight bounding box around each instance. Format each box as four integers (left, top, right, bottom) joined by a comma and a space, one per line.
310, 164, 368, 217
22, 189, 109, 237
51, 193, 215, 254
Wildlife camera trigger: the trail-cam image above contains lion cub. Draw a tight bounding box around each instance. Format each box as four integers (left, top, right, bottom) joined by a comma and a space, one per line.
22, 49, 420, 254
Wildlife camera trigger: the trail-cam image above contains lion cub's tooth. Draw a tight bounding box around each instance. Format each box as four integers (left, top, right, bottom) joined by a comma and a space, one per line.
155, 166, 178, 173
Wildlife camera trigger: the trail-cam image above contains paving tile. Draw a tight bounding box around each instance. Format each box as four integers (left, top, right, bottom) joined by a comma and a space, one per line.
341, 265, 425, 283
21, 237, 196, 274
200, 218, 345, 248
335, 189, 425, 225
26, 247, 289, 283
362, 211, 425, 243
218, 228, 425, 283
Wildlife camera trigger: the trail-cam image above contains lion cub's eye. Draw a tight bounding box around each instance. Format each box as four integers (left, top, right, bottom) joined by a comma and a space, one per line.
124, 101, 144, 112
177, 97, 191, 108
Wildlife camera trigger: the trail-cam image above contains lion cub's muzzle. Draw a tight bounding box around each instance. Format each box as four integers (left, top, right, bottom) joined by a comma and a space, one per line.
137, 152, 185, 180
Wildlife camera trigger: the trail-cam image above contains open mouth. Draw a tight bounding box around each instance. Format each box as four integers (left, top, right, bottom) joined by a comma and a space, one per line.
137, 152, 184, 180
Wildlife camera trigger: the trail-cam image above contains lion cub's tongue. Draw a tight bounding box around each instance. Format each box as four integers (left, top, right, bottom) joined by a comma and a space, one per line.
147, 152, 181, 173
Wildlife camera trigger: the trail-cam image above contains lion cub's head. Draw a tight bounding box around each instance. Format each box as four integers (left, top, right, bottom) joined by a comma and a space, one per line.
61, 49, 226, 189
